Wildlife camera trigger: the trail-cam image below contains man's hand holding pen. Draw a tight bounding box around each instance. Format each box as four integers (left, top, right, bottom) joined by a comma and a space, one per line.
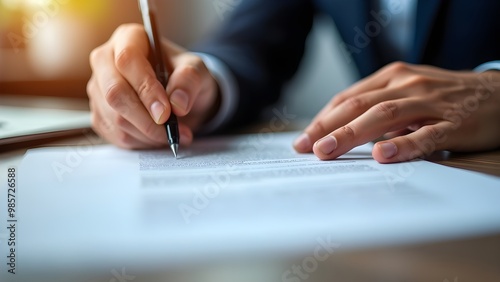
87, 23, 219, 150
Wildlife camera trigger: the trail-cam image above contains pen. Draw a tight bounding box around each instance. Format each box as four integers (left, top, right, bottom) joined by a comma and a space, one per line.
139, 0, 180, 158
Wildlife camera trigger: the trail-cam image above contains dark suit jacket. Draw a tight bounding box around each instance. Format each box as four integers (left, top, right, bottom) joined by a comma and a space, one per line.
197, 0, 500, 129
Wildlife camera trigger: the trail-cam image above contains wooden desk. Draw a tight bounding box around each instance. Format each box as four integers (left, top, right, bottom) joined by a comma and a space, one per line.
432, 150, 500, 177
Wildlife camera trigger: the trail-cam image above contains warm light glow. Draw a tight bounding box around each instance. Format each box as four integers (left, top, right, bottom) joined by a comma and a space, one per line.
1, 0, 47, 9
1, 0, 109, 20
1, 0, 142, 83
24, 0, 49, 7
1, 0, 22, 9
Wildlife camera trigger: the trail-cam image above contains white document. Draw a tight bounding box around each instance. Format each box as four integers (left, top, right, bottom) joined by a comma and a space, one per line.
3, 132, 500, 275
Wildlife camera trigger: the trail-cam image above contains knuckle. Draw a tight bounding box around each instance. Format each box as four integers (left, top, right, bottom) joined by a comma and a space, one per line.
115, 47, 137, 71
331, 95, 344, 105
114, 116, 129, 130
89, 48, 101, 66
105, 83, 125, 109
405, 75, 444, 98
190, 56, 205, 68
421, 126, 445, 144
373, 101, 399, 121
324, 101, 336, 113
114, 23, 142, 37
308, 120, 328, 136
329, 94, 348, 109
344, 97, 368, 112
405, 74, 429, 88
400, 136, 422, 156
114, 24, 129, 35
136, 76, 158, 101
386, 61, 409, 73
178, 65, 202, 84
86, 78, 96, 97
340, 125, 356, 139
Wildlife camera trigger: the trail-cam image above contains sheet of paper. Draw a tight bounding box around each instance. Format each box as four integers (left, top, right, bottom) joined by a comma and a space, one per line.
3, 132, 500, 276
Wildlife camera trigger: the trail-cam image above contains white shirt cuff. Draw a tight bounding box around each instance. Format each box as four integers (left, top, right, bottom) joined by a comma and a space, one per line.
192, 52, 239, 134
474, 61, 500, 72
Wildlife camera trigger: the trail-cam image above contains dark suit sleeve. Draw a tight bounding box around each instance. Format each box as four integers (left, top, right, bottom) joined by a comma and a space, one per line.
194, 0, 315, 130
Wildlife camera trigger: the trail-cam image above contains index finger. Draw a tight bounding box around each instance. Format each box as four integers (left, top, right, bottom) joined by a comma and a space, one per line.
312, 99, 435, 160
112, 24, 173, 125
294, 87, 406, 153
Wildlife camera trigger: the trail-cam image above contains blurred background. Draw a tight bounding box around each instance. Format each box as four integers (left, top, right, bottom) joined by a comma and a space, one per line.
0, 0, 358, 118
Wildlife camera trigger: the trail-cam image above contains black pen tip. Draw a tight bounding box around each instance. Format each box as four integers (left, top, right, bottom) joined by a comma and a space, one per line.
170, 144, 179, 159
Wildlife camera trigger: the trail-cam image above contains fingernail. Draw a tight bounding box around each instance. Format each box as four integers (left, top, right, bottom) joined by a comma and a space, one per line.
170, 90, 189, 113
294, 133, 312, 151
380, 142, 398, 159
315, 136, 337, 155
150, 101, 165, 124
